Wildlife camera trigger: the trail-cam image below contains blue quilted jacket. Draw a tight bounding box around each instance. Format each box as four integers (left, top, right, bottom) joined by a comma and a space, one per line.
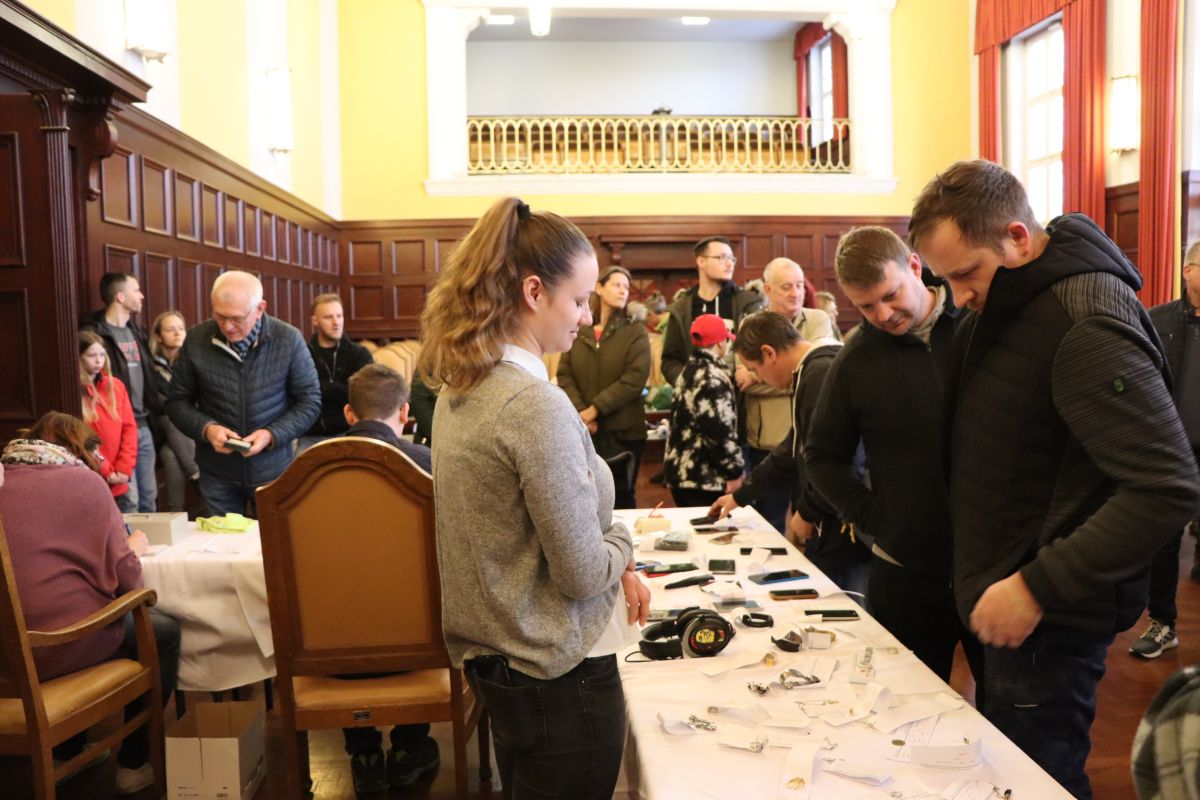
166, 315, 320, 486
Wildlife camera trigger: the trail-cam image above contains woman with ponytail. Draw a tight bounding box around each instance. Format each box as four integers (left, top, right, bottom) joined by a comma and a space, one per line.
419, 197, 650, 798
80, 330, 138, 509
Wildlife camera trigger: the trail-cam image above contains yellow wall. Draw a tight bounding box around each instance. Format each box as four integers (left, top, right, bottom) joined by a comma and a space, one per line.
288, 0, 324, 208
22, 0, 74, 34
177, 0, 251, 169
339, 0, 973, 220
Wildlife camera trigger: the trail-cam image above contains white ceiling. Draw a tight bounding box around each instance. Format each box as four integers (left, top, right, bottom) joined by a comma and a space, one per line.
468, 15, 812, 43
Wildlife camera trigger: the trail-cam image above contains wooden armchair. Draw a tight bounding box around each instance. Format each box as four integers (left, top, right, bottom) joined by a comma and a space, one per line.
257, 437, 489, 798
0, 520, 165, 800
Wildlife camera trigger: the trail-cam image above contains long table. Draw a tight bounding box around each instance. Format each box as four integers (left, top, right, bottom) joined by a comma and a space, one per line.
613, 506, 1071, 800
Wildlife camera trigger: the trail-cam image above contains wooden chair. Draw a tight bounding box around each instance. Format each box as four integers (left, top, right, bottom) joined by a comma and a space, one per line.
0, 519, 165, 800
257, 437, 490, 798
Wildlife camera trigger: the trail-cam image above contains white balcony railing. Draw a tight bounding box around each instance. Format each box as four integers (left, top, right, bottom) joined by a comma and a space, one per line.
467, 116, 851, 175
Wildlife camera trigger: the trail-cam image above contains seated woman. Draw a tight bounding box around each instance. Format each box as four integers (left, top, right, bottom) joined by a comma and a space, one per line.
0, 411, 179, 795
79, 330, 138, 511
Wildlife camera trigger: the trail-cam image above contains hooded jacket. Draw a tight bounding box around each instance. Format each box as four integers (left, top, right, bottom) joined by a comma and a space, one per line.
946, 213, 1200, 632
556, 312, 651, 448
661, 282, 763, 386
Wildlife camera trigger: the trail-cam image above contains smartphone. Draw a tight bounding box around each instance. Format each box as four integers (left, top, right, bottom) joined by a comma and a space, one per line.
689, 514, 719, 526
646, 608, 689, 622
225, 437, 252, 453
748, 569, 809, 585
805, 608, 860, 620
634, 561, 661, 571
709, 532, 740, 545
708, 559, 736, 575
715, 598, 761, 612
769, 588, 821, 601
643, 563, 699, 577
694, 525, 740, 534
739, 546, 788, 556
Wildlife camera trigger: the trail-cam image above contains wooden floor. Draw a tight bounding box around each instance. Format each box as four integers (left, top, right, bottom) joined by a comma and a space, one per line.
10, 465, 1197, 799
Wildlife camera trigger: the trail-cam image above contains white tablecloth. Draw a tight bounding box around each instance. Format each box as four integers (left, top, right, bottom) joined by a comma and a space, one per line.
614, 506, 1072, 800
140, 525, 274, 692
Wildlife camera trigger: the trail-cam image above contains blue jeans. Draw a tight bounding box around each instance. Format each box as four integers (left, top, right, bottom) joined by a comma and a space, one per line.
125, 424, 157, 512
983, 623, 1115, 799
465, 655, 625, 800
197, 472, 259, 517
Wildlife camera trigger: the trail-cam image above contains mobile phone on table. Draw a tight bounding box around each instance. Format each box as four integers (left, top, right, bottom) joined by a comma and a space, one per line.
225, 437, 252, 453
748, 569, 809, 585
694, 525, 740, 534
707, 559, 736, 575
643, 563, 699, 577
769, 588, 820, 601
709, 532, 740, 545
689, 514, 720, 526
740, 546, 788, 556
805, 608, 860, 620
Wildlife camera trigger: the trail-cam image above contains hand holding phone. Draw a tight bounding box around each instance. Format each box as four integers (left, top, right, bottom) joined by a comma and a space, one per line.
748, 569, 809, 585
225, 437, 253, 453
769, 588, 820, 601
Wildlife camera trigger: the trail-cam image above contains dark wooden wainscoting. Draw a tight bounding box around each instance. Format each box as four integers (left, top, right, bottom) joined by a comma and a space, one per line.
1106, 181, 1139, 268
338, 215, 909, 339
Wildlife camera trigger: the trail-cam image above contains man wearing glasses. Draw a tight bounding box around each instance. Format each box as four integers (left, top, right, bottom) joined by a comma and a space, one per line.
167, 270, 320, 515
1133, 242, 1200, 659
661, 236, 763, 385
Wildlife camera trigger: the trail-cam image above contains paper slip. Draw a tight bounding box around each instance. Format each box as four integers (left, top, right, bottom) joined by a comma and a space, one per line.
887, 716, 939, 764
748, 546, 775, 564
778, 741, 821, 800
776, 655, 838, 689
702, 581, 745, 605
657, 711, 715, 735
796, 681, 857, 718
705, 702, 769, 727
871, 693, 964, 734
822, 682, 891, 727
819, 757, 891, 786
911, 736, 982, 769
761, 713, 813, 730
699, 650, 773, 677
940, 778, 1004, 800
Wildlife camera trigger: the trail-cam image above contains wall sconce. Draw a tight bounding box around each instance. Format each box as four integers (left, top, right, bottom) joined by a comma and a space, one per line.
529, 2, 552, 37
123, 0, 169, 61
1110, 75, 1140, 152
265, 66, 294, 154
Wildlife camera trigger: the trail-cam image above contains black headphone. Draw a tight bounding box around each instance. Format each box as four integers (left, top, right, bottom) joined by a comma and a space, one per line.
638, 608, 735, 660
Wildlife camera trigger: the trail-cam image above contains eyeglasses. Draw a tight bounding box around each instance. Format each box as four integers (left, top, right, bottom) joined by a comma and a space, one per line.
703, 254, 737, 265
214, 308, 257, 326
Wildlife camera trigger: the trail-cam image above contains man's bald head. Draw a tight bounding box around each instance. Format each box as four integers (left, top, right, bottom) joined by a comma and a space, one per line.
762, 258, 806, 317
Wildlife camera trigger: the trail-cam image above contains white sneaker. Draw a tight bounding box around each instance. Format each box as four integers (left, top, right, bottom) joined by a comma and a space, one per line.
115, 763, 154, 795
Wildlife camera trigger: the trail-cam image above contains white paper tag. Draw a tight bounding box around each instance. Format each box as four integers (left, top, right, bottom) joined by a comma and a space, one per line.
823, 682, 891, 726
819, 757, 891, 785
887, 716, 939, 764
912, 736, 982, 769
656, 711, 716, 735
940, 778, 1003, 799
698, 650, 773, 677
778, 741, 821, 799
871, 693, 963, 734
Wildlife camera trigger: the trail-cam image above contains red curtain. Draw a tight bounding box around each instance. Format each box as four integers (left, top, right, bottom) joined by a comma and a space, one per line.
794, 23, 848, 118
978, 46, 1001, 161
1137, 0, 1178, 306
975, 0, 1071, 51
1062, 0, 1106, 222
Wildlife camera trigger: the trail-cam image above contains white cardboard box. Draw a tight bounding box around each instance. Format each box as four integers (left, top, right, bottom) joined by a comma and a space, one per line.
166, 702, 266, 800
123, 512, 188, 546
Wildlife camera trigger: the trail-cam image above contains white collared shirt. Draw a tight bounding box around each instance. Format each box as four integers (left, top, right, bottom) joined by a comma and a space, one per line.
500, 343, 549, 382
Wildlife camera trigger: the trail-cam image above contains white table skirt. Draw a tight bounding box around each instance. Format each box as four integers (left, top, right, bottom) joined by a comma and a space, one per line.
613, 506, 1072, 800
140, 525, 274, 692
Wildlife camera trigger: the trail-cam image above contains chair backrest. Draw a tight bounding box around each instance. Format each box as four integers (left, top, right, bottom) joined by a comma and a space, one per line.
257, 438, 447, 678
0, 519, 47, 727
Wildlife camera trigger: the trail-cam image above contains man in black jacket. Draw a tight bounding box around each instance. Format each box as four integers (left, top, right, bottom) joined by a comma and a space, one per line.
911, 160, 1200, 798
1131, 242, 1200, 658
805, 226, 979, 686
299, 293, 374, 451
709, 312, 870, 594
81, 273, 164, 511
167, 271, 320, 515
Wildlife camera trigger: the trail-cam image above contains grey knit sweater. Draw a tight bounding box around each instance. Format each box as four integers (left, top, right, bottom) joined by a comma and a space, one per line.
431, 362, 633, 680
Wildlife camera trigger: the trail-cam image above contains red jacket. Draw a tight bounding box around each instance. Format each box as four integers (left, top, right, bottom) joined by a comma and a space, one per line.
84, 374, 137, 498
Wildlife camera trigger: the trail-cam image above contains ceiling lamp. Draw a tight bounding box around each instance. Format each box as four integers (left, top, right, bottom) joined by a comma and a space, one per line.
529, 2, 552, 37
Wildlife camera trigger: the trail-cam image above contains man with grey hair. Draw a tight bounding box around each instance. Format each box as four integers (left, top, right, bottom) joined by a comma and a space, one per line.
167, 270, 320, 515
736, 257, 835, 533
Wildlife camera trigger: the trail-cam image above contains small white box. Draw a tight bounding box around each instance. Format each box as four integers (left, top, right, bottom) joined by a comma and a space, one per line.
123, 512, 188, 547
167, 702, 266, 800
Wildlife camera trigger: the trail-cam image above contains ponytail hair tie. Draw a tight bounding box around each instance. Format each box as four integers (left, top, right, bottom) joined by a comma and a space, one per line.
516, 201, 532, 221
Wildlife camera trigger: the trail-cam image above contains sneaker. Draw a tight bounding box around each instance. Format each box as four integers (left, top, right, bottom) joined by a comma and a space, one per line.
349, 749, 387, 795
1130, 620, 1179, 659
115, 763, 154, 795
387, 737, 440, 787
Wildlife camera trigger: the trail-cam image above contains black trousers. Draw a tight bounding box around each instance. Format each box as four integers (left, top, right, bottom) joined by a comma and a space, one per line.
1147, 526, 1185, 625
669, 486, 723, 509
868, 558, 985, 702
465, 655, 625, 800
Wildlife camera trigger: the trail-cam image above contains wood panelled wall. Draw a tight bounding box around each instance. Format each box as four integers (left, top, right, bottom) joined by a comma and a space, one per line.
86, 109, 340, 334
339, 215, 909, 339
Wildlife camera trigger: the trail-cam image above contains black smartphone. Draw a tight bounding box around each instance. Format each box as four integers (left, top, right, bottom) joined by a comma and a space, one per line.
644, 563, 699, 577
748, 569, 809, 585
804, 608, 860, 620
708, 559, 736, 575
689, 514, 719, 526
739, 546, 788, 556
769, 588, 820, 601
693, 525, 740, 534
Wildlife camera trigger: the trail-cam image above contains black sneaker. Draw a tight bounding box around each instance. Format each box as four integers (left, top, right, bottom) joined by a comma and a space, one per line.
1130, 619, 1179, 659
349, 749, 387, 795
387, 737, 440, 787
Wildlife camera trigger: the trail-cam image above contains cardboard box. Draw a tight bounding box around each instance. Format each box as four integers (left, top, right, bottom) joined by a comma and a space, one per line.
123, 512, 188, 546
166, 702, 266, 800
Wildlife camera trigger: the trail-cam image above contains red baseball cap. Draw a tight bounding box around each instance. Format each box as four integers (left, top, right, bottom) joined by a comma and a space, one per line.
690, 314, 736, 348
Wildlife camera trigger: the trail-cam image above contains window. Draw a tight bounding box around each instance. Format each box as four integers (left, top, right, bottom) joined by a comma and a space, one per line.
1005, 20, 1064, 223
808, 35, 834, 144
